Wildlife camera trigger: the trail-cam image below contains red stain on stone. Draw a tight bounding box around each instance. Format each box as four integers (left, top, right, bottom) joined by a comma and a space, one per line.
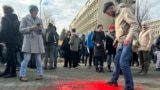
38, 80, 145, 90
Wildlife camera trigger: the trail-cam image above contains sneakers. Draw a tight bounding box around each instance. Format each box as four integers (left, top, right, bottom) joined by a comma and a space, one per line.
36, 75, 43, 80
106, 81, 118, 87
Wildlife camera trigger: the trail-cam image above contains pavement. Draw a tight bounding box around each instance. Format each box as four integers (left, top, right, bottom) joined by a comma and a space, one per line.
0, 60, 160, 90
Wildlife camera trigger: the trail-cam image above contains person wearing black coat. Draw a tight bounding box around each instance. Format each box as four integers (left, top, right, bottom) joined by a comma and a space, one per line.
0, 5, 20, 78
92, 24, 105, 73
105, 25, 116, 72
61, 31, 71, 68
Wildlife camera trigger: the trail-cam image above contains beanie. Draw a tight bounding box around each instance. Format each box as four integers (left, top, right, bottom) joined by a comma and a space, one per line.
29, 5, 38, 13
103, 2, 114, 13
108, 25, 115, 31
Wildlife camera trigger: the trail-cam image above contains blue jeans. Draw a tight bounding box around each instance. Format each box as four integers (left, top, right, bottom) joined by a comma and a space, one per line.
106, 54, 115, 65
20, 53, 43, 77
16, 51, 23, 67
111, 44, 134, 89
53, 47, 58, 67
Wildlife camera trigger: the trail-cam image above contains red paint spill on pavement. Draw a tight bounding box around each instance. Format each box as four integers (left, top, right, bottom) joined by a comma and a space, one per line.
39, 80, 145, 90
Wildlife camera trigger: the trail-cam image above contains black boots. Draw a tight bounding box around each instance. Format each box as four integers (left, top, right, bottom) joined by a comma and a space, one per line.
107, 65, 112, 72
96, 67, 104, 73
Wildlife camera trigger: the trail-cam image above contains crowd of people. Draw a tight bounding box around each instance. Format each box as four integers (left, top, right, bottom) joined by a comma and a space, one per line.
0, 1, 159, 90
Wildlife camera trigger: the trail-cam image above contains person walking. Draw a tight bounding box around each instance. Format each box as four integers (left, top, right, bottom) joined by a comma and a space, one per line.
103, 2, 139, 90
19, 5, 44, 82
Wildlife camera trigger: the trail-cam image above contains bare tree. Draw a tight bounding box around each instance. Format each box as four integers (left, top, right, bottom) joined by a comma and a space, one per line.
42, 8, 55, 28
136, 0, 151, 28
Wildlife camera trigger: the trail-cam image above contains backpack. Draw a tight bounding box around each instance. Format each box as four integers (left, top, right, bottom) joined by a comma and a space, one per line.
44, 29, 55, 45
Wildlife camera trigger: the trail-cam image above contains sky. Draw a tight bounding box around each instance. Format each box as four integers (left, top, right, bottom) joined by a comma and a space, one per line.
0, 0, 160, 34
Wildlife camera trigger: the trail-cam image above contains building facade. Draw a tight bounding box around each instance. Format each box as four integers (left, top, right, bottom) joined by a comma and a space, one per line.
69, 0, 135, 35
149, 19, 160, 39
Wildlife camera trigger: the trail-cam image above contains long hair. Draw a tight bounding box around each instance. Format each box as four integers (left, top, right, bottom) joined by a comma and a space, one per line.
3, 5, 14, 15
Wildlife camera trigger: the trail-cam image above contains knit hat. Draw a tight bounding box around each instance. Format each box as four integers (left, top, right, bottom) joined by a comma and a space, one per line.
108, 25, 115, 31
103, 2, 114, 13
29, 5, 38, 13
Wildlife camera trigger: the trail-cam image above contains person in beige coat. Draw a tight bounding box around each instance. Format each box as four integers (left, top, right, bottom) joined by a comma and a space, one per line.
138, 22, 154, 75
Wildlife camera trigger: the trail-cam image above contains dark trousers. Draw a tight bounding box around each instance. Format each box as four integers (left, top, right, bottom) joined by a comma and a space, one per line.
139, 51, 150, 72
88, 47, 93, 66
131, 52, 139, 66
71, 51, 78, 68
64, 51, 71, 67
5, 44, 16, 74
44, 46, 54, 68
95, 56, 104, 68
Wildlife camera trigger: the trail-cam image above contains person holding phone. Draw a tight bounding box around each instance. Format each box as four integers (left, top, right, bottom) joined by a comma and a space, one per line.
19, 5, 44, 82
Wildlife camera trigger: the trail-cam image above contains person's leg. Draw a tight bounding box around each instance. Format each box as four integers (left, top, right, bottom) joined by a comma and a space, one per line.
107, 54, 112, 71
139, 51, 144, 73
99, 56, 104, 72
34, 54, 43, 76
44, 46, 49, 69
110, 45, 122, 83
156, 51, 160, 70
88, 47, 93, 66
53, 47, 58, 68
120, 45, 134, 89
20, 53, 31, 77
142, 51, 150, 74
49, 46, 54, 69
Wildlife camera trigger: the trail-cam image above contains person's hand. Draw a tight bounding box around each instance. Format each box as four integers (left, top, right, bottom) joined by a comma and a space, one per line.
30, 25, 41, 30
113, 40, 118, 48
0, 42, 5, 46
123, 38, 132, 46
106, 50, 108, 53
96, 43, 100, 47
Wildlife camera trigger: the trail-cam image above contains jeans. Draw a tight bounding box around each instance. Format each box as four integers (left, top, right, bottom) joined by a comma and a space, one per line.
16, 51, 23, 67
111, 44, 134, 89
20, 53, 43, 77
106, 54, 115, 65
53, 47, 58, 67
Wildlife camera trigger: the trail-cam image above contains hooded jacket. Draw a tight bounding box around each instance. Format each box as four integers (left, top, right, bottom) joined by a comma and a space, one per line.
69, 33, 80, 51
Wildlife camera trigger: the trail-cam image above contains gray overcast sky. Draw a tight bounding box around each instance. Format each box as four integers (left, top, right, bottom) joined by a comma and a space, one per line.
0, 0, 160, 34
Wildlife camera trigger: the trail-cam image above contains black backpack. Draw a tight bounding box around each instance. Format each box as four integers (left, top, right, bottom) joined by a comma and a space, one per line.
44, 29, 55, 45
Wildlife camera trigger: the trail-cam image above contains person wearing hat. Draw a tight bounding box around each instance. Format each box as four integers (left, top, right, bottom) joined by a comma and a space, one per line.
138, 21, 154, 75
103, 2, 139, 90
19, 5, 44, 82
105, 25, 116, 72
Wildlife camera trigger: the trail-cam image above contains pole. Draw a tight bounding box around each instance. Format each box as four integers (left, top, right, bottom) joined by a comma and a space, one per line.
40, 0, 42, 19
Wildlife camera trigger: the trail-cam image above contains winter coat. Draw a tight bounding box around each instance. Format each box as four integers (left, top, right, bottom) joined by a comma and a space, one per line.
19, 15, 45, 53
87, 32, 94, 48
155, 36, 160, 51
138, 29, 154, 51
105, 32, 116, 55
61, 36, 71, 57
115, 6, 139, 43
69, 33, 80, 52
92, 31, 105, 57
0, 14, 20, 45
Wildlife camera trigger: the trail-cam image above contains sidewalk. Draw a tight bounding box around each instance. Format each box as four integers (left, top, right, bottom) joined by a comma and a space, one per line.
0, 62, 159, 90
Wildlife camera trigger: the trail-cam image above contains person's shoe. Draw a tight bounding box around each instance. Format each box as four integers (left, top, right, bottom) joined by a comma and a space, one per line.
0, 72, 9, 77
87, 66, 91, 69
108, 69, 112, 72
106, 81, 118, 86
156, 68, 160, 71
99, 68, 105, 73
137, 70, 143, 73
36, 75, 43, 80
96, 67, 99, 72
19, 77, 28, 82
139, 72, 147, 76
49, 67, 55, 70
3, 73, 17, 78
43, 67, 47, 70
